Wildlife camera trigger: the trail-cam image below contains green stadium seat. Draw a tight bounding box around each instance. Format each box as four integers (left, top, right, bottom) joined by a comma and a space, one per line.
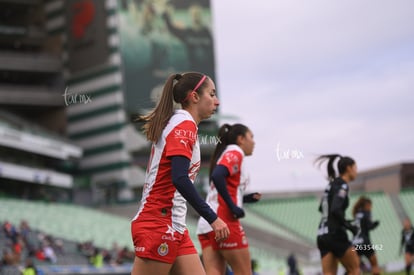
245, 196, 320, 244
242, 209, 300, 242
400, 190, 414, 223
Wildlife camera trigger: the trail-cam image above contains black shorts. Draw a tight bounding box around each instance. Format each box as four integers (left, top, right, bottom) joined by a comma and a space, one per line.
356, 245, 375, 258
406, 245, 414, 255
317, 231, 352, 259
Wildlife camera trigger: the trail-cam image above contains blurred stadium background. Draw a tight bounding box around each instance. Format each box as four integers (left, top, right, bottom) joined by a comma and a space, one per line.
0, 0, 413, 274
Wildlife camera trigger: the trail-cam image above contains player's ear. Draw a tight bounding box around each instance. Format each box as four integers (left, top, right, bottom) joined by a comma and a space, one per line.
189, 91, 199, 103
236, 134, 244, 146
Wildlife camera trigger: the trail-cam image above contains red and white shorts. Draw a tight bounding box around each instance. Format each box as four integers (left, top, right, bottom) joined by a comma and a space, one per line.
131, 221, 197, 264
198, 221, 248, 251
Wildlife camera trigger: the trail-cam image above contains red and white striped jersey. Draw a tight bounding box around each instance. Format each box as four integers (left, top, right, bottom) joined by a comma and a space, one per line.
132, 110, 201, 234
196, 144, 249, 234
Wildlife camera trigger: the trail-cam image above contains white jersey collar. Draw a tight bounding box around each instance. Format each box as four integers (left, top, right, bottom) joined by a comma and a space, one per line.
175, 109, 197, 126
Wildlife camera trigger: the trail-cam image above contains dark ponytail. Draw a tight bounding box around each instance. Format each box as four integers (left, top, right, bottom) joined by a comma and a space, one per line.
314, 154, 355, 181
139, 72, 209, 142
209, 123, 249, 177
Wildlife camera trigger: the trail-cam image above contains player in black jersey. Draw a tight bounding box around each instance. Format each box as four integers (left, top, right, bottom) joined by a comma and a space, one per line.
351, 196, 380, 275
401, 218, 414, 275
315, 154, 360, 275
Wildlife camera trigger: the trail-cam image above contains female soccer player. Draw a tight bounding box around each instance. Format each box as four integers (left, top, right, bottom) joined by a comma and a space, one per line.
352, 196, 380, 274
131, 72, 229, 275
315, 154, 360, 275
400, 218, 414, 275
196, 123, 261, 275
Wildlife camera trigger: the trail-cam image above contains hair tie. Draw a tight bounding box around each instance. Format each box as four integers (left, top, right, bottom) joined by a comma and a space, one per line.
174, 74, 182, 81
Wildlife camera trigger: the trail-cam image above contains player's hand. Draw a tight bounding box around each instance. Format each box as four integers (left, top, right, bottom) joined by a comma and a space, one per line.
246, 192, 262, 202
243, 192, 262, 203
252, 192, 262, 201
210, 218, 229, 242
345, 220, 358, 235
231, 206, 245, 219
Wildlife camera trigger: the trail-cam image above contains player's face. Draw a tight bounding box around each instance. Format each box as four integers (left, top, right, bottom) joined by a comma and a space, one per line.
347, 163, 358, 181
197, 78, 219, 120
239, 130, 255, 156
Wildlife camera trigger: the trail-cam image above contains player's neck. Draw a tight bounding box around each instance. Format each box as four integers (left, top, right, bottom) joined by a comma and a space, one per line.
183, 107, 201, 125
340, 174, 351, 183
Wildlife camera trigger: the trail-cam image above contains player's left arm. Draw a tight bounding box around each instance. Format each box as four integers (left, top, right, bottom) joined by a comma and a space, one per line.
365, 212, 379, 230
171, 156, 217, 224
331, 184, 358, 235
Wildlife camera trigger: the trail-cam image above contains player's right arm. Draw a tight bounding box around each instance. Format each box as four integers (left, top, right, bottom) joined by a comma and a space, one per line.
364, 211, 379, 231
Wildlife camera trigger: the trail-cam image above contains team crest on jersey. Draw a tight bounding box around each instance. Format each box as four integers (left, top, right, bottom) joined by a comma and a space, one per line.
338, 188, 347, 198
232, 164, 239, 174
158, 242, 169, 256
225, 152, 239, 164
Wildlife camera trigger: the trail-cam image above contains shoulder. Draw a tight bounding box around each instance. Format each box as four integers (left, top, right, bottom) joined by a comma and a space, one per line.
331, 178, 348, 197
363, 210, 370, 215
332, 178, 348, 190
221, 145, 244, 163
218, 146, 244, 175
360, 210, 370, 218
169, 110, 197, 129
165, 112, 197, 139
355, 211, 364, 219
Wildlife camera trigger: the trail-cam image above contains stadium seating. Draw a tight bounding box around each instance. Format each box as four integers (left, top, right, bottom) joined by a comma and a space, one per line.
1, 197, 288, 272
399, 189, 414, 223
0, 198, 132, 250
0, 191, 406, 269
242, 209, 300, 242
245, 196, 320, 244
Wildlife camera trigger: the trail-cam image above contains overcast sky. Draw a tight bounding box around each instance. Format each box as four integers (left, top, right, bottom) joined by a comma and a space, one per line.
210, 0, 414, 192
